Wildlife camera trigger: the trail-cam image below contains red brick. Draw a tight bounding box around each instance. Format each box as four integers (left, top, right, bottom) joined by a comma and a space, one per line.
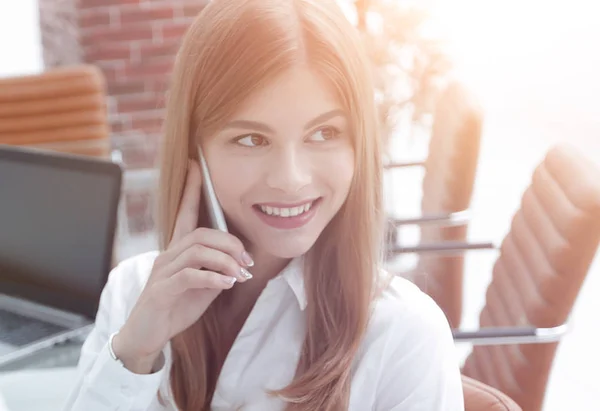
79, 0, 139, 9
117, 94, 167, 113
179, 2, 208, 18
123, 58, 173, 78
107, 79, 147, 96
146, 77, 171, 93
79, 8, 111, 28
120, 5, 175, 24
160, 21, 193, 40
85, 43, 131, 62
96, 59, 124, 70
82, 25, 154, 46
131, 115, 164, 134
139, 40, 180, 59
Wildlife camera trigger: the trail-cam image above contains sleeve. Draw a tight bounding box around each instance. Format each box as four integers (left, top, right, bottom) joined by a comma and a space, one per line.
62, 258, 167, 411
374, 291, 465, 411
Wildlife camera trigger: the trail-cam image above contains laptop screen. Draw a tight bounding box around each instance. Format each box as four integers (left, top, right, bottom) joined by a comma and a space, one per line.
0, 146, 122, 319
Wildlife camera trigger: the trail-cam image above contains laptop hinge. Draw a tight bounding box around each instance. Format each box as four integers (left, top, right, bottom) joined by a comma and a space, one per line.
0, 294, 89, 328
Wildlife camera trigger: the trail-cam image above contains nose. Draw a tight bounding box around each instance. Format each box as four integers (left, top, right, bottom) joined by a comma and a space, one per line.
265, 146, 312, 193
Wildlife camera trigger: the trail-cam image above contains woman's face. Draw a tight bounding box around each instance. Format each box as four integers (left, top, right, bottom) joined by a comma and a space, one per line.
203, 66, 355, 259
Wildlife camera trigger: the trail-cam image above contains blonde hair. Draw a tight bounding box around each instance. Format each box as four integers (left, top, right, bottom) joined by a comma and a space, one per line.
157, 0, 383, 409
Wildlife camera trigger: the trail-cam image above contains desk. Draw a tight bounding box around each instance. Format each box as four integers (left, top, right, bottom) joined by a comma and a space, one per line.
0, 342, 82, 411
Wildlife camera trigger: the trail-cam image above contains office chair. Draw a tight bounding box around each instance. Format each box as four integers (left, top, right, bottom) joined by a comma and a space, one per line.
462, 375, 522, 411
385, 80, 484, 328
0, 65, 111, 158
436, 144, 600, 411
0, 65, 137, 265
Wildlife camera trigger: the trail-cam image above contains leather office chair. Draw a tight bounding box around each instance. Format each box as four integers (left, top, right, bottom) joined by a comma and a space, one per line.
386, 80, 484, 328
462, 375, 522, 411
449, 144, 600, 411
0, 65, 111, 158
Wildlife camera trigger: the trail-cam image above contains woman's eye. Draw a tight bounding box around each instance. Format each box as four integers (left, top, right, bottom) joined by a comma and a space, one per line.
309, 127, 340, 142
236, 134, 266, 147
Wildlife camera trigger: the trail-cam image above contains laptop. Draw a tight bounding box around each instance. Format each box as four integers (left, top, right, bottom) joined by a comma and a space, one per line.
0, 145, 122, 367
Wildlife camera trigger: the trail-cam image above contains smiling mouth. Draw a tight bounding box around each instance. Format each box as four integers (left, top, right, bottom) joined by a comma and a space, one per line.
254, 198, 321, 217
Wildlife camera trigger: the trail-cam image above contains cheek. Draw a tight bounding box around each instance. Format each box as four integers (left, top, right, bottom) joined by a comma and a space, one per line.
209, 158, 246, 207
323, 147, 355, 195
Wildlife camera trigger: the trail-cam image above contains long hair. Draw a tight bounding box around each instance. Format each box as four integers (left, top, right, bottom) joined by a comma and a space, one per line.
157, 0, 384, 409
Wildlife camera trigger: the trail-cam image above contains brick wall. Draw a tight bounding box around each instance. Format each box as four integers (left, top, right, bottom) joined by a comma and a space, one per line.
73, 0, 208, 242
40, 0, 82, 67
77, 0, 208, 166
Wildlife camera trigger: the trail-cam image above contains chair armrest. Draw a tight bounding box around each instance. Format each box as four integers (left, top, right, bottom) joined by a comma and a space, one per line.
384, 160, 426, 169
388, 241, 498, 255
391, 209, 471, 227
111, 148, 123, 164
462, 375, 524, 410
453, 324, 569, 345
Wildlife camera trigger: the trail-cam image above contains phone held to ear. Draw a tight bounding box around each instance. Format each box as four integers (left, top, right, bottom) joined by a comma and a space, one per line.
198, 145, 229, 232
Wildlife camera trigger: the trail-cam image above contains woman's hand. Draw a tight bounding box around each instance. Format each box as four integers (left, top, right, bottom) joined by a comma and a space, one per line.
112, 160, 253, 374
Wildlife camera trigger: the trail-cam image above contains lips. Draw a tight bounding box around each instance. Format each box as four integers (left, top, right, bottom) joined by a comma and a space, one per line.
252, 198, 321, 229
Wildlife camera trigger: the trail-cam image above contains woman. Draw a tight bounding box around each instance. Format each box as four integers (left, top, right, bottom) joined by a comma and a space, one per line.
64, 0, 463, 410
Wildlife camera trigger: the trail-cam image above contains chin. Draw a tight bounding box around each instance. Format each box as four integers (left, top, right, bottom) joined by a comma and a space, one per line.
255, 235, 318, 259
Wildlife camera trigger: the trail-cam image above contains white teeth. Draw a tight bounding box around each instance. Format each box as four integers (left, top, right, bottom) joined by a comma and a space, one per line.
289, 206, 303, 217
259, 201, 314, 218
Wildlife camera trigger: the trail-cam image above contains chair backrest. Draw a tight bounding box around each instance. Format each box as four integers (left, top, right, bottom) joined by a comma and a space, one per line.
462, 144, 600, 411
0, 65, 110, 158
463, 375, 522, 411
412, 80, 483, 328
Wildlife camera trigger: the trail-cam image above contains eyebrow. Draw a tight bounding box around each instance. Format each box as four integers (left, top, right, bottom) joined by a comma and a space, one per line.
222, 109, 346, 134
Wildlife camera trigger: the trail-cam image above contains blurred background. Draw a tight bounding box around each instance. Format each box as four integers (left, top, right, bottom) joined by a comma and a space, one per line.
0, 0, 599, 410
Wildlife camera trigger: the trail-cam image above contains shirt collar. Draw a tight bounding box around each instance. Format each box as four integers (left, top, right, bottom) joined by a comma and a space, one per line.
278, 257, 307, 311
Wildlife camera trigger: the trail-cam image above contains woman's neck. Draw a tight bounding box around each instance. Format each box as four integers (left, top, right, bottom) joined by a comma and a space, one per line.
222, 246, 291, 324
244, 245, 291, 286
228, 225, 291, 284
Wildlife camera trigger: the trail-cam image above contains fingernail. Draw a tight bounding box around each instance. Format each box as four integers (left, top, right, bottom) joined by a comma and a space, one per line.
223, 276, 237, 285
241, 251, 254, 267
240, 267, 253, 280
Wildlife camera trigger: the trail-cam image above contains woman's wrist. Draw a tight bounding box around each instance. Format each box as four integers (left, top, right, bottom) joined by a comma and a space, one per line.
111, 330, 161, 375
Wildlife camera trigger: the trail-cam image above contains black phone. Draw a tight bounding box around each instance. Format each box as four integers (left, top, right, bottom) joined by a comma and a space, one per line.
198, 146, 228, 232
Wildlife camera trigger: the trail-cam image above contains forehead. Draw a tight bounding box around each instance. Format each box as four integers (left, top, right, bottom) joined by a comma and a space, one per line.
231, 66, 342, 124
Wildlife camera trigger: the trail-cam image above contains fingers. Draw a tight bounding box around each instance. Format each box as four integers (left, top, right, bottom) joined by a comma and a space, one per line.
164, 243, 252, 283
171, 160, 202, 243
164, 268, 237, 297
163, 227, 253, 269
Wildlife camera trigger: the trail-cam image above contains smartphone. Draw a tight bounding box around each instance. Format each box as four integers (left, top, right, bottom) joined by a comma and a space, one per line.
197, 145, 229, 232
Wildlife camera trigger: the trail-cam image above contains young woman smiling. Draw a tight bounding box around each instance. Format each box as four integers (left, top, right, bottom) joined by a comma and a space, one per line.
64, 0, 464, 410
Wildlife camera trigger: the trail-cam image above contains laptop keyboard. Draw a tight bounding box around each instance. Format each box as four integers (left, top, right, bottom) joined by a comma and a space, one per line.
0, 308, 68, 347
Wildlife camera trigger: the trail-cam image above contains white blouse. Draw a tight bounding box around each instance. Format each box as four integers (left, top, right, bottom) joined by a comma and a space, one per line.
63, 251, 464, 411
